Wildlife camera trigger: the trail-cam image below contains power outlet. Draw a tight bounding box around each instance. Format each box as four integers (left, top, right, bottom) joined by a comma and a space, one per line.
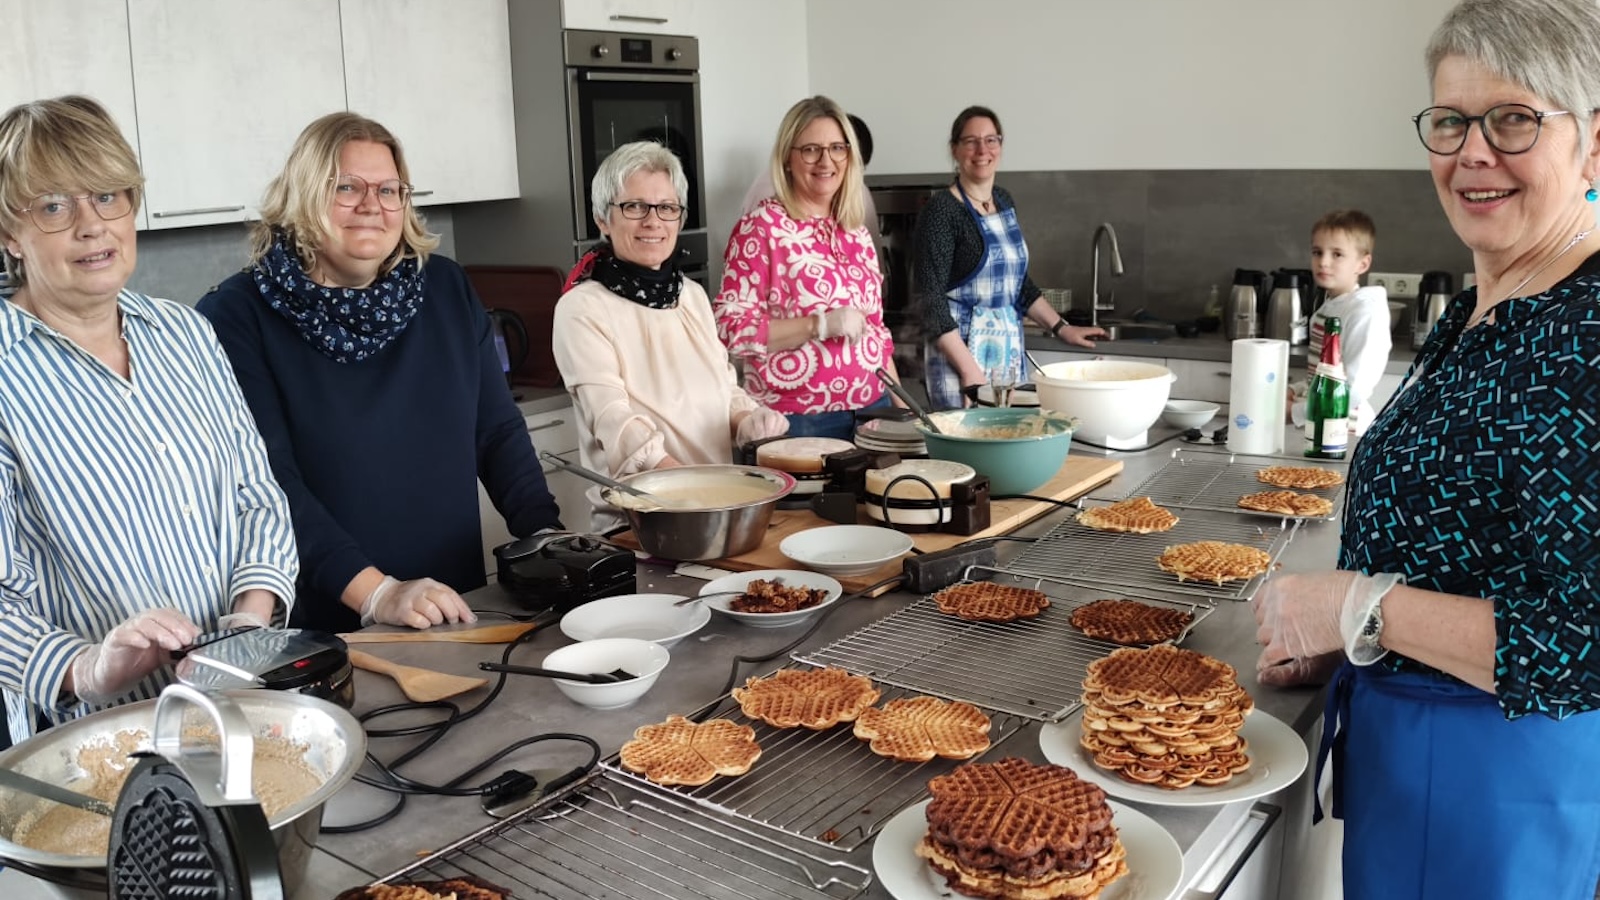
1369, 272, 1422, 300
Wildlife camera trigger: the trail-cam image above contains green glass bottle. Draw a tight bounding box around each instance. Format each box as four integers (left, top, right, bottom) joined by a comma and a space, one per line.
1304, 316, 1350, 459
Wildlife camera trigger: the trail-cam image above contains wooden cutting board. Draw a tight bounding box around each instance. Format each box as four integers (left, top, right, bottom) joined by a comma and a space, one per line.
611, 455, 1123, 595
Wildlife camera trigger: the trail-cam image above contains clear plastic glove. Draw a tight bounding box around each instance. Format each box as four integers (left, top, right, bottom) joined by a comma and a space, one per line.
1253, 570, 1404, 686
360, 576, 477, 629
216, 611, 269, 631
71, 608, 201, 705
823, 307, 867, 343
735, 407, 789, 445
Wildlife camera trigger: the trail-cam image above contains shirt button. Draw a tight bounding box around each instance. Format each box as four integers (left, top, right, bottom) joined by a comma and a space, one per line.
202, 565, 215, 576
155, 442, 167, 453
122, 388, 133, 400
182, 504, 193, 516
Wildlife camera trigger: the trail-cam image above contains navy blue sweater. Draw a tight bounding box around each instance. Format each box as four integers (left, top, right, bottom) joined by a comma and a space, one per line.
198, 256, 561, 632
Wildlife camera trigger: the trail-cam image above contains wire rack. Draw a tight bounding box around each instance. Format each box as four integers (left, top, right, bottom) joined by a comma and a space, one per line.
1006, 505, 1294, 602
379, 775, 872, 900
1116, 447, 1349, 522
600, 679, 1027, 852
798, 571, 1212, 723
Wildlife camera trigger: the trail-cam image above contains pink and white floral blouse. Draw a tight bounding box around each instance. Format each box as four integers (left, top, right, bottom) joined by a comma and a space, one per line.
715, 198, 892, 414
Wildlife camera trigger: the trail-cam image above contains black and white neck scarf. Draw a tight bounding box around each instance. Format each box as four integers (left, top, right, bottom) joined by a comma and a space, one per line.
566, 244, 682, 309
253, 231, 425, 363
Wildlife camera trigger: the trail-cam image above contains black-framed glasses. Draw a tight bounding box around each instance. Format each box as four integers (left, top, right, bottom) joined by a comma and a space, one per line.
17, 190, 134, 233
792, 142, 851, 164
957, 135, 1004, 151
331, 174, 412, 211
610, 200, 685, 221
1412, 103, 1573, 155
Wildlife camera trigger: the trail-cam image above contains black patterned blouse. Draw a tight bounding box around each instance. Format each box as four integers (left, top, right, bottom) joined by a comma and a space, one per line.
1341, 251, 1600, 720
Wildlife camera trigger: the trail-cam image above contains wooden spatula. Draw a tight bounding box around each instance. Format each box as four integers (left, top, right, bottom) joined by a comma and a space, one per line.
338, 621, 540, 645
348, 650, 488, 702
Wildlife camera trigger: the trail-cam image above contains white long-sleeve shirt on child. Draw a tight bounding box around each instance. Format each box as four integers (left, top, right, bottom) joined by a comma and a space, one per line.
1290, 285, 1392, 435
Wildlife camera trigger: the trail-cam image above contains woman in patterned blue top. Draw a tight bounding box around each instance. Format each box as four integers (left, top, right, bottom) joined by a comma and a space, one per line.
1253, 2, 1600, 896
0, 97, 297, 744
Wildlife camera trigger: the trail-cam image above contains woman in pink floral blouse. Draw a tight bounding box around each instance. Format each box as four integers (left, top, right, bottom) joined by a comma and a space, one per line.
715, 95, 900, 441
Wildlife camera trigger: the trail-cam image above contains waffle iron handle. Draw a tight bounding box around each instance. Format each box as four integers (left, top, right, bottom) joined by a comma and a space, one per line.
152, 684, 258, 807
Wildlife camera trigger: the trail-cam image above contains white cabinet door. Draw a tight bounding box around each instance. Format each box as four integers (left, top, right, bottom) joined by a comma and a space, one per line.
562, 0, 696, 32
340, 0, 518, 207
128, 0, 346, 229
0, 0, 148, 230
1164, 358, 1234, 404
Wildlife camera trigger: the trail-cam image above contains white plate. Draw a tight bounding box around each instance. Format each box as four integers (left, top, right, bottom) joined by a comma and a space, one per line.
873, 798, 1184, 900
1038, 710, 1308, 807
779, 525, 916, 577
696, 569, 845, 628
559, 593, 711, 648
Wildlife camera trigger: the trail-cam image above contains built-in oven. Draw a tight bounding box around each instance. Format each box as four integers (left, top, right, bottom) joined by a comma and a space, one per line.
564, 29, 709, 287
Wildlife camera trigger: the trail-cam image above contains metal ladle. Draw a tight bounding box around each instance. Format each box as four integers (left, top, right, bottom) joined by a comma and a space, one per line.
537, 451, 680, 509
0, 768, 113, 817
873, 367, 941, 434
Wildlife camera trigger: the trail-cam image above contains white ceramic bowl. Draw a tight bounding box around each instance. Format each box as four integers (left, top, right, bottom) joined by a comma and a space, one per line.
697, 569, 845, 628
779, 525, 915, 578
559, 593, 710, 648
541, 638, 670, 710
1034, 360, 1176, 443
1161, 399, 1221, 430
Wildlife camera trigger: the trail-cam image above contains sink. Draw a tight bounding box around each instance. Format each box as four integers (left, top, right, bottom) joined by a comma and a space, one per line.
1097, 323, 1174, 342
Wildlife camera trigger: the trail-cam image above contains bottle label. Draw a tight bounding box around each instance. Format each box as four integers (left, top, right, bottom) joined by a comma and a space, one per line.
1319, 417, 1350, 455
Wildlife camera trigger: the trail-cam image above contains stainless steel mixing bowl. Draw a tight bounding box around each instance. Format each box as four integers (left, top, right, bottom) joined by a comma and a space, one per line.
607, 464, 795, 561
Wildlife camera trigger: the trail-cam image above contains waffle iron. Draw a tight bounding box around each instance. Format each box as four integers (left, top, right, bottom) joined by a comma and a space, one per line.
174, 627, 354, 708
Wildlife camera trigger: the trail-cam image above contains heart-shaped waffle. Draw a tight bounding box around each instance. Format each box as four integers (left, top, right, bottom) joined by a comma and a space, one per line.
618, 714, 762, 786
853, 696, 992, 762
731, 667, 881, 729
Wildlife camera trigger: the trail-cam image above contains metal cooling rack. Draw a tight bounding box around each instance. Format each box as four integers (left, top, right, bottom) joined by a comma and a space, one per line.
1117, 447, 1349, 522
1007, 504, 1294, 602
379, 775, 871, 900
600, 679, 1027, 852
798, 571, 1211, 723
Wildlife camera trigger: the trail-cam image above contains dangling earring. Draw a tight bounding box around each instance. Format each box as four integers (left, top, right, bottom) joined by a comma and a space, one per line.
1586, 185, 1598, 202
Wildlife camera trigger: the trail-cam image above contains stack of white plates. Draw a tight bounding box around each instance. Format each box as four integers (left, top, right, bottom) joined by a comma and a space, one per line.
854, 417, 926, 455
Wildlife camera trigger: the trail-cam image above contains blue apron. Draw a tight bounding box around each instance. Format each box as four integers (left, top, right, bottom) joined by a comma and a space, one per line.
1317, 661, 1600, 899
924, 185, 1028, 410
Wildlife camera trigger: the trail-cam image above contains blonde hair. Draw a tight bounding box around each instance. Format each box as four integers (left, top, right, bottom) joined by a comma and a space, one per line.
0, 95, 144, 287
1312, 209, 1377, 257
249, 111, 438, 272
768, 96, 867, 232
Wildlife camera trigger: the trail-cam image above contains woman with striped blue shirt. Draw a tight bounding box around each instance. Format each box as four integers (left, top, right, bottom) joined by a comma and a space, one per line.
0, 96, 297, 744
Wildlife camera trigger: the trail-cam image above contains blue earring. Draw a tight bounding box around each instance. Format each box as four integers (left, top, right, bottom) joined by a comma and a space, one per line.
1588, 187, 1598, 202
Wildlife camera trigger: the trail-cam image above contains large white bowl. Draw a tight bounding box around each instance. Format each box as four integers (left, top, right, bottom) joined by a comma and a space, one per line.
541, 638, 670, 710
559, 593, 710, 647
697, 569, 845, 628
1035, 359, 1176, 443
779, 525, 915, 577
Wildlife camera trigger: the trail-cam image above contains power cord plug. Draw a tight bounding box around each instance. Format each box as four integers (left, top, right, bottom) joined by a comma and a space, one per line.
902, 543, 998, 593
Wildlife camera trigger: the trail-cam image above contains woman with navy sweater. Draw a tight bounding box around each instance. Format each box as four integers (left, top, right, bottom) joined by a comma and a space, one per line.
198, 112, 561, 634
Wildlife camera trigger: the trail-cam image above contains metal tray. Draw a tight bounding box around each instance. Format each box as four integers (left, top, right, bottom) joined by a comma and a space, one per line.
377, 775, 871, 900
600, 679, 1027, 852
1117, 447, 1349, 522
1007, 505, 1295, 602
798, 571, 1211, 722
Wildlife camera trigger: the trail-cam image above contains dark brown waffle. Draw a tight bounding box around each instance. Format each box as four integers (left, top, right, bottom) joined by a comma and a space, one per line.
925, 758, 1116, 871
1069, 599, 1193, 645
933, 582, 1051, 623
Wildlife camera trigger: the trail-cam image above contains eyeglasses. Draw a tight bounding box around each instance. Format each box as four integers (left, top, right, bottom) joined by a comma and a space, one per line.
1412, 103, 1573, 155
331, 174, 412, 211
17, 190, 134, 234
957, 135, 1004, 151
611, 200, 685, 221
792, 142, 851, 164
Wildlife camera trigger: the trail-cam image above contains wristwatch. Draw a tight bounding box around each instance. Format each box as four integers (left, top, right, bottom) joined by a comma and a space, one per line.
1357, 599, 1385, 653
1050, 317, 1069, 338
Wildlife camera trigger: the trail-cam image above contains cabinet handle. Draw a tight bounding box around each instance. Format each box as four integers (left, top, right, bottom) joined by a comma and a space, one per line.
1217, 371, 1231, 378
1181, 802, 1281, 900
410, 189, 434, 198
609, 14, 669, 23
527, 418, 566, 434
152, 205, 246, 219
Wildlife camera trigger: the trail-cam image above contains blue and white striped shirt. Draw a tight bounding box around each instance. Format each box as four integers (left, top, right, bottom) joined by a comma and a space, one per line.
0, 284, 297, 741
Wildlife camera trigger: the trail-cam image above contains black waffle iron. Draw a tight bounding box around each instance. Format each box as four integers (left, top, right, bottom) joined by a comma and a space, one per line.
495, 531, 636, 614
174, 628, 353, 709
109, 685, 284, 899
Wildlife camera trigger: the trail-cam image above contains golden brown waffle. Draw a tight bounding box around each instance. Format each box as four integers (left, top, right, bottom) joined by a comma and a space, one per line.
1237, 490, 1335, 517
731, 667, 881, 729
1074, 496, 1180, 534
336, 878, 509, 900
916, 834, 1128, 900
852, 696, 993, 762
1155, 541, 1271, 585
1255, 465, 1344, 490
618, 714, 762, 786
1069, 599, 1193, 645
934, 582, 1052, 623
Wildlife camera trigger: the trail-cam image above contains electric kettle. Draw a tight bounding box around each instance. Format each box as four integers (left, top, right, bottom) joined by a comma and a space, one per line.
1265, 270, 1308, 345
1226, 269, 1269, 340
1415, 271, 1453, 350
487, 308, 530, 379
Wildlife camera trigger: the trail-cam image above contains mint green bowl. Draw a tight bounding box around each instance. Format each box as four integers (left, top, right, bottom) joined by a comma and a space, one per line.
914, 408, 1078, 496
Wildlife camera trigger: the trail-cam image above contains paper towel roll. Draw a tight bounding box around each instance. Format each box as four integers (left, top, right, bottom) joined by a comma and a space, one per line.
1228, 339, 1290, 455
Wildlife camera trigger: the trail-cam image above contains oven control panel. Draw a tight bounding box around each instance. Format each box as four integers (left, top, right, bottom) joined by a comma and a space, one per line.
564, 28, 699, 71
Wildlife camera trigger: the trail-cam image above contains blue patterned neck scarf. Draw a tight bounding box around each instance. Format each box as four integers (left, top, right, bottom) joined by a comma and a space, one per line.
253, 231, 425, 363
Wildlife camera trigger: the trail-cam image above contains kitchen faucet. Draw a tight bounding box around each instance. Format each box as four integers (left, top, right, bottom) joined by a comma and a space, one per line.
1089, 222, 1124, 328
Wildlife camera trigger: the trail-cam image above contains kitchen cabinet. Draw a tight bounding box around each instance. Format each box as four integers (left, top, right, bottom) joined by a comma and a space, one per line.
340, 0, 518, 207
0, 0, 148, 229
1164, 358, 1233, 404
128, 0, 347, 229
561, 0, 696, 32
478, 407, 591, 576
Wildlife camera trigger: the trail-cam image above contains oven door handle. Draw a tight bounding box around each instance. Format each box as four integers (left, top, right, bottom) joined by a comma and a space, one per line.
579, 71, 698, 84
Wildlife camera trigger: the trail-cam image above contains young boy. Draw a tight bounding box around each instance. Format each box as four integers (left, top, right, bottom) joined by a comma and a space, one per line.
1290, 209, 1392, 435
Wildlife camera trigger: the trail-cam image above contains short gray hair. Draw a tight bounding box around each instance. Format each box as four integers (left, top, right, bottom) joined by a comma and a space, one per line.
1427, 0, 1600, 155
590, 141, 688, 229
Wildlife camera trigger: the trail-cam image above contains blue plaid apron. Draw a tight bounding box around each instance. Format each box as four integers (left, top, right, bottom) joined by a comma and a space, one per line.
924, 184, 1028, 410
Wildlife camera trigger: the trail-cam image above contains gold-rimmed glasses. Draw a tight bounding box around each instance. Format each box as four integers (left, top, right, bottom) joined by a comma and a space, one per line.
330, 174, 412, 211
793, 142, 851, 164
17, 190, 134, 234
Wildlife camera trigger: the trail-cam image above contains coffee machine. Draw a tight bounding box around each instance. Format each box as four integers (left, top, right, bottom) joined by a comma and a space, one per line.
1415, 271, 1453, 349
1227, 269, 1269, 340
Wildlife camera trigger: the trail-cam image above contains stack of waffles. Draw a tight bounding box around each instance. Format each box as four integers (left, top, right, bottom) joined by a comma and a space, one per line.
915, 757, 1128, 900
1079, 645, 1253, 790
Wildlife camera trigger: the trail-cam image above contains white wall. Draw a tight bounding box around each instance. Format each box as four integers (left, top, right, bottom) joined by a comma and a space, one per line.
805, 0, 1457, 173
